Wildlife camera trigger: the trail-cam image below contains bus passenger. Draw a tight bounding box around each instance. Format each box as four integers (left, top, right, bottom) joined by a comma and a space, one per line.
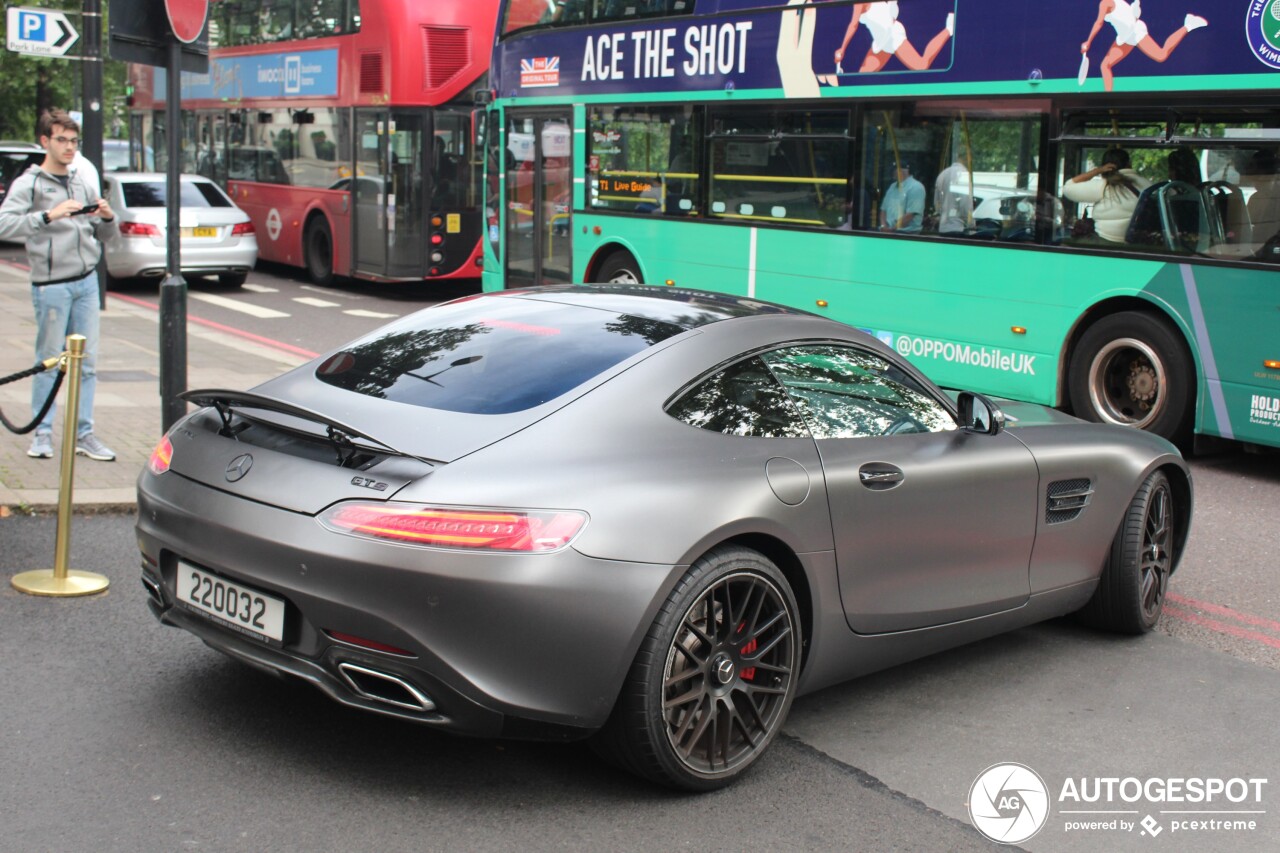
1062, 147, 1151, 243
880, 161, 924, 233
834, 3, 954, 74
934, 159, 974, 234
1167, 146, 1202, 185
1079, 2, 1208, 93
1245, 149, 1280, 246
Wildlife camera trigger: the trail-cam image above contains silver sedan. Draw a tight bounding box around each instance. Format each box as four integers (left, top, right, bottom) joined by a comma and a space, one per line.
101, 172, 257, 287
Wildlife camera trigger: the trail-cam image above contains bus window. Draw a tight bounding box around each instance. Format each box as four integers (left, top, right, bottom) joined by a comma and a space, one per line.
708, 110, 848, 229
861, 102, 1047, 242
1060, 109, 1280, 261
588, 107, 701, 217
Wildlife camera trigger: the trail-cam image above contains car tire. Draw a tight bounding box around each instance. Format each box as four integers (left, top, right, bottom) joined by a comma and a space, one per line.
594, 250, 643, 285
1075, 469, 1176, 634
218, 272, 247, 288
1067, 312, 1193, 446
305, 216, 335, 286
592, 546, 800, 790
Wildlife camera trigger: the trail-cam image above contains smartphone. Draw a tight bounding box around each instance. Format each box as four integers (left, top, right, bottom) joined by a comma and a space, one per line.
71, 203, 100, 216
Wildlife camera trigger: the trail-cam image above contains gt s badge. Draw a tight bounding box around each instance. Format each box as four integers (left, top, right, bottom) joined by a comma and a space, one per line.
351, 476, 389, 492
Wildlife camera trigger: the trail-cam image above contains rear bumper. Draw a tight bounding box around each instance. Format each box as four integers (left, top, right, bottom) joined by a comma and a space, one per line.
135, 470, 681, 738
106, 237, 258, 278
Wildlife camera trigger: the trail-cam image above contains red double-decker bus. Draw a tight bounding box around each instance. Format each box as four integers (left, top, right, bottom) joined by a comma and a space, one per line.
128, 0, 497, 285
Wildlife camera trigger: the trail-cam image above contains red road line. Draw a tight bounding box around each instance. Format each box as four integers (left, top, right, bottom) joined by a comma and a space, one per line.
108, 291, 320, 359
1164, 602, 1280, 651
1167, 592, 1280, 635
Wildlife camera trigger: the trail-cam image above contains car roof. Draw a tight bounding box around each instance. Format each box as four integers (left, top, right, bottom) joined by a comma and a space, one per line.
494, 284, 816, 331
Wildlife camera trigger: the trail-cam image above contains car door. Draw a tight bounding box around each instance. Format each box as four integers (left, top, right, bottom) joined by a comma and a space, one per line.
761, 344, 1039, 634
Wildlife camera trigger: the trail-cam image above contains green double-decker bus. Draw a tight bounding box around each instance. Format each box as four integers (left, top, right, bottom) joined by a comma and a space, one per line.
482, 0, 1280, 450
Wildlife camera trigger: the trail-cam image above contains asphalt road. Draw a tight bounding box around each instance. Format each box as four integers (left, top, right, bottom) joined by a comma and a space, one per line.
3, 512, 1277, 852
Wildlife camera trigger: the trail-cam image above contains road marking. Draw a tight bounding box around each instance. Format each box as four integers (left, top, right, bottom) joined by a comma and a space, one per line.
189, 292, 290, 318
242, 283, 278, 293
294, 296, 342, 308
1165, 601, 1280, 651
344, 309, 399, 319
302, 284, 365, 300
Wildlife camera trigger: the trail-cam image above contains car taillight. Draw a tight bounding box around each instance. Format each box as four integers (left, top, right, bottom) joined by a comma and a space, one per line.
232, 221, 255, 236
147, 435, 173, 475
120, 221, 161, 237
318, 502, 586, 553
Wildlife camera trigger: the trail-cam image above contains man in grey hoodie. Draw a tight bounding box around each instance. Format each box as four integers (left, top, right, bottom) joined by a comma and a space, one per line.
0, 108, 118, 461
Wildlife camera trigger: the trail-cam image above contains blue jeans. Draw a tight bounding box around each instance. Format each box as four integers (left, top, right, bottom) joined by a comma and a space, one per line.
30, 273, 100, 437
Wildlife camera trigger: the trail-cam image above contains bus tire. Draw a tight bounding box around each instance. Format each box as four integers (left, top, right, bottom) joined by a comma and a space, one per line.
594, 250, 643, 285
1068, 311, 1192, 445
304, 216, 335, 286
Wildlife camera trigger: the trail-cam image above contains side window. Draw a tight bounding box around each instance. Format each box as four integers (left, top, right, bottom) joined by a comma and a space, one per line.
861, 103, 1049, 242
760, 345, 955, 439
667, 357, 810, 439
588, 106, 701, 217
709, 110, 849, 229
1059, 109, 1280, 263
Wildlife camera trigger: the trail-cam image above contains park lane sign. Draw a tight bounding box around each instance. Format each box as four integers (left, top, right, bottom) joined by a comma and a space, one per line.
6, 6, 79, 57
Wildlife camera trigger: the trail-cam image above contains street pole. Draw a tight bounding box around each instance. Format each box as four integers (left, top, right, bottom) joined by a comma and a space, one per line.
82, 0, 105, 307
159, 37, 188, 432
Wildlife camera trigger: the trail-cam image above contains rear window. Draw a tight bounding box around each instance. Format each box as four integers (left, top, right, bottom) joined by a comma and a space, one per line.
314, 296, 684, 414
120, 181, 233, 208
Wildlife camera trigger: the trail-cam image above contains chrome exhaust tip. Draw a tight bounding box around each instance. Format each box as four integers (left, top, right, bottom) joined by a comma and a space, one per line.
337, 662, 436, 712
141, 574, 165, 607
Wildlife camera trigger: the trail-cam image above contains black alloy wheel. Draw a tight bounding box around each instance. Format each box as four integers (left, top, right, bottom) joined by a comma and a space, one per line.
1076, 469, 1176, 634
594, 547, 799, 790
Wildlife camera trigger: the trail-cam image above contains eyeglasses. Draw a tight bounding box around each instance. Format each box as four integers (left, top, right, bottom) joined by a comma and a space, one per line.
51, 136, 81, 147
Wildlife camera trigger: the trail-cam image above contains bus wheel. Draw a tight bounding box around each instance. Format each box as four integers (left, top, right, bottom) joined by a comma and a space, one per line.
1068, 312, 1192, 445
594, 250, 643, 285
305, 217, 335, 286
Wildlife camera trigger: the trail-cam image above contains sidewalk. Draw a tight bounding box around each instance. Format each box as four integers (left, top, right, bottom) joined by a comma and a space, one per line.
0, 261, 308, 511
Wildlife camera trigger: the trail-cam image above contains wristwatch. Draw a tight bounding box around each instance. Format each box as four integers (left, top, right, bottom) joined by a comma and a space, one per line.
41, 211, 51, 224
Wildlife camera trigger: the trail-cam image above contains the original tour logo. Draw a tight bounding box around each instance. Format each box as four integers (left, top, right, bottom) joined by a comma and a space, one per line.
968, 763, 1051, 845
1248, 0, 1280, 69
520, 56, 561, 88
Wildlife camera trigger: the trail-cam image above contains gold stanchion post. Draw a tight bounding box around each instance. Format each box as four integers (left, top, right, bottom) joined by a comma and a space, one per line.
11, 334, 111, 597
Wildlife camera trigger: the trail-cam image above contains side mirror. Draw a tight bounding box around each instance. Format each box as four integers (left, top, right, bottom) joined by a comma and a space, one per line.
957, 391, 1005, 435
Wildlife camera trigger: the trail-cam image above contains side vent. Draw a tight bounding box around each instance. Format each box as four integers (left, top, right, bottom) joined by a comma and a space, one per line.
423, 26, 470, 89
1046, 478, 1093, 524
360, 51, 385, 94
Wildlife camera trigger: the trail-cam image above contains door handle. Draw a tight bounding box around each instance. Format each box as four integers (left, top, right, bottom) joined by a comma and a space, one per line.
858, 464, 904, 490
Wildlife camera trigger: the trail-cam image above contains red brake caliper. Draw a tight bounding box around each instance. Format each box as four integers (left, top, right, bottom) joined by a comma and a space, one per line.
737, 622, 757, 681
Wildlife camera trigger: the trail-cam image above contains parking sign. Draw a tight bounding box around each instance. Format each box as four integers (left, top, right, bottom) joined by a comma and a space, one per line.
5, 7, 79, 57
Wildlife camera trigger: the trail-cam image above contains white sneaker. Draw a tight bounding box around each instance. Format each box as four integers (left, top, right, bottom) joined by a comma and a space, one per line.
1184, 13, 1207, 31
27, 432, 53, 459
75, 432, 116, 462
946, 12, 955, 37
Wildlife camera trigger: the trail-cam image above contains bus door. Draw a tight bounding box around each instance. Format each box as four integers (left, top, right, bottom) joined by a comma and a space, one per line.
505, 111, 572, 287
353, 109, 428, 279
195, 112, 226, 185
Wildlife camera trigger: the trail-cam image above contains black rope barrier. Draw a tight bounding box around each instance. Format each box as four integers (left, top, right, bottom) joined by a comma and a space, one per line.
0, 358, 65, 435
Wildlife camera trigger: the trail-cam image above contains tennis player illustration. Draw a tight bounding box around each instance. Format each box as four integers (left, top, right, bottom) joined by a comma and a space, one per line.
833, 2, 955, 74
1079, 1, 1207, 92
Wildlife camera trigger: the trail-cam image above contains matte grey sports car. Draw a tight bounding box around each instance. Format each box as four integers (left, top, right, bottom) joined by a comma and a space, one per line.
136, 285, 1192, 790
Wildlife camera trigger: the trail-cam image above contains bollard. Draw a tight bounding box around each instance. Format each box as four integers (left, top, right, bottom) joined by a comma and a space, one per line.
11, 335, 111, 597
